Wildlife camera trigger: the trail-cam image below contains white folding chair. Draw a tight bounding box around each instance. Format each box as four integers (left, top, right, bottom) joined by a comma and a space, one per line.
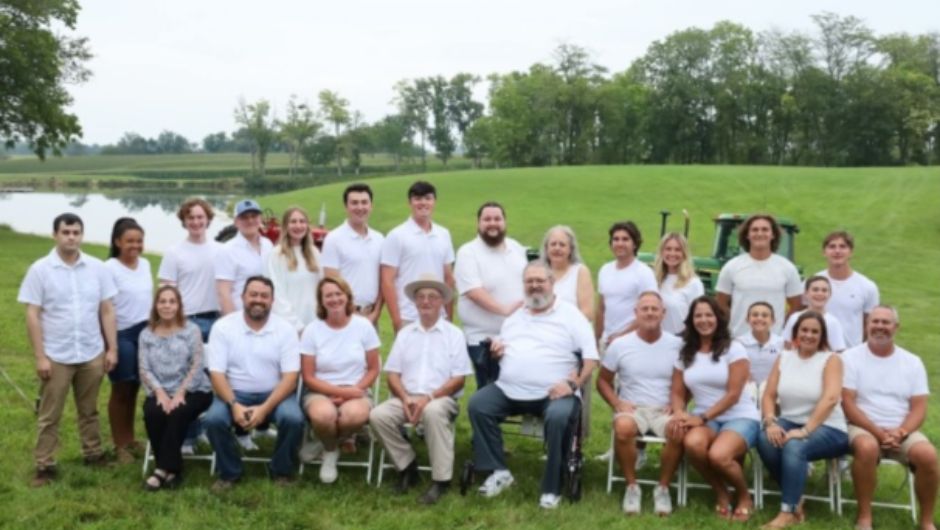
375, 422, 435, 487
757, 457, 842, 512
298, 377, 380, 483
837, 457, 917, 524
605, 432, 686, 495
679, 448, 762, 507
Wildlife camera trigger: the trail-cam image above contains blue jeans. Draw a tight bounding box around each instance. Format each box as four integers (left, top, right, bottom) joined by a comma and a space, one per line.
467, 343, 500, 390
756, 417, 849, 511
188, 312, 220, 343
468, 383, 579, 495
109, 321, 147, 383
203, 391, 304, 481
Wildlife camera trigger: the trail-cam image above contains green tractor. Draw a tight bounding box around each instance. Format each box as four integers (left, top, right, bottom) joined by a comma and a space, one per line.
638, 211, 801, 294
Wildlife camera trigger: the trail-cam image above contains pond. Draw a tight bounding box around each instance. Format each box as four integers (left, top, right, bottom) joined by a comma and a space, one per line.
0, 191, 243, 253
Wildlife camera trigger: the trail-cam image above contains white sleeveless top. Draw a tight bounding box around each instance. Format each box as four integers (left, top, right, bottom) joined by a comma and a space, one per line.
552, 263, 584, 306
777, 350, 846, 432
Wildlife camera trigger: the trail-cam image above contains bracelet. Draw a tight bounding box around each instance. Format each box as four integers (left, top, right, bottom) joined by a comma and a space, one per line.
800, 427, 810, 437
762, 416, 777, 428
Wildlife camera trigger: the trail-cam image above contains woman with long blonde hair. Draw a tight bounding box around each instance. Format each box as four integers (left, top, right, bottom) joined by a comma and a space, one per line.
266, 206, 321, 332
652, 233, 704, 335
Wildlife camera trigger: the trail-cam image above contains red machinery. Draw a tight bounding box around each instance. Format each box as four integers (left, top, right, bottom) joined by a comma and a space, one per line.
216, 203, 329, 250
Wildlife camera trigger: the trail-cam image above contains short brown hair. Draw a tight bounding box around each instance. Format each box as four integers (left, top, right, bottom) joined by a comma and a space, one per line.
148, 285, 186, 330
177, 197, 215, 227
739, 214, 782, 253
822, 230, 854, 250
608, 221, 642, 255
316, 276, 355, 320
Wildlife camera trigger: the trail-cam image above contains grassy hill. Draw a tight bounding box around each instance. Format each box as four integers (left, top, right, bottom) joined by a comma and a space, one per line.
0, 164, 938, 529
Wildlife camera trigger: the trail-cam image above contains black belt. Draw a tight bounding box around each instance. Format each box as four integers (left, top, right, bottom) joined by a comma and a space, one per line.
190, 311, 221, 319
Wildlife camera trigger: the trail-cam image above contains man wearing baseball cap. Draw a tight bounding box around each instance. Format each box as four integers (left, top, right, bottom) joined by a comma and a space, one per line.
370, 273, 473, 504
215, 199, 273, 315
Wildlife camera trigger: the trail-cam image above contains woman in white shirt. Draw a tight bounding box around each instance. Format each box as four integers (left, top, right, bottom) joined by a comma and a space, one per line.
267, 207, 321, 333
782, 276, 846, 352
736, 301, 785, 385
667, 296, 760, 522
757, 311, 848, 529
105, 217, 153, 463
539, 225, 594, 321
301, 277, 380, 484
652, 233, 704, 335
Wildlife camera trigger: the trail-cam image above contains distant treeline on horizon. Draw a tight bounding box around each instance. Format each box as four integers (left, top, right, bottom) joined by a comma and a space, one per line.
9, 12, 940, 170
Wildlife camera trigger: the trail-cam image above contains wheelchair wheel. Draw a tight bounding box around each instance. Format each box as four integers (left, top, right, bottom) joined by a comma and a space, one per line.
459, 460, 475, 496
565, 464, 582, 502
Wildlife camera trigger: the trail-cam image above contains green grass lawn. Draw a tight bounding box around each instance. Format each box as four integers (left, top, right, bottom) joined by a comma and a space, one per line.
1, 165, 938, 529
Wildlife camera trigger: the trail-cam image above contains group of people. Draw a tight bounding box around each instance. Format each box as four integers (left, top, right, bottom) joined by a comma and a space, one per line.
16, 181, 936, 529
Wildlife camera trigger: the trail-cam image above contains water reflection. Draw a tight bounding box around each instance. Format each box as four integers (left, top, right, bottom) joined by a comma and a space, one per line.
0, 191, 237, 253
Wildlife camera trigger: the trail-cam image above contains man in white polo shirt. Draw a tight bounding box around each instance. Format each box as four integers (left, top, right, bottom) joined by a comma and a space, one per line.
817, 231, 879, 348
842, 306, 937, 530
321, 183, 385, 324
468, 261, 599, 509
204, 276, 304, 490
597, 291, 683, 515
454, 201, 527, 388
380, 180, 455, 333
18, 213, 118, 487
215, 198, 273, 315
370, 275, 473, 504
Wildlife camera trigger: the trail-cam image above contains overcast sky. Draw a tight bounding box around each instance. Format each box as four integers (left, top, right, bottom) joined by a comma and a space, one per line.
68, 0, 939, 144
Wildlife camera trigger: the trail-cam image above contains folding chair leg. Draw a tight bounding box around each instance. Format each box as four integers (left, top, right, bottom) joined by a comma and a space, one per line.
141, 442, 152, 478
909, 469, 918, 524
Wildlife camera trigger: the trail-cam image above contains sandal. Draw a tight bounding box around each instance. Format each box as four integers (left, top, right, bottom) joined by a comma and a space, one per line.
143, 470, 180, 491
715, 503, 732, 520
732, 505, 754, 523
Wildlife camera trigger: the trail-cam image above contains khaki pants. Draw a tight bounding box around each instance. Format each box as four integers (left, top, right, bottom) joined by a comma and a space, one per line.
35, 354, 105, 469
369, 396, 458, 481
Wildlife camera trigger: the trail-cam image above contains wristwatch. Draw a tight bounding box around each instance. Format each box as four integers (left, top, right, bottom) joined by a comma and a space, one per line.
227, 398, 237, 407
698, 412, 709, 423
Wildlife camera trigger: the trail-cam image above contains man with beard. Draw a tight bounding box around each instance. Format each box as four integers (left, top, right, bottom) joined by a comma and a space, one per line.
842, 306, 938, 530
454, 201, 527, 388
381, 181, 456, 333
468, 261, 599, 509
203, 276, 304, 491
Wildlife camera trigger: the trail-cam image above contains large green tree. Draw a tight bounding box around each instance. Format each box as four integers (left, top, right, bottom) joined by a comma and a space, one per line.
1, 0, 92, 159
234, 98, 277, 177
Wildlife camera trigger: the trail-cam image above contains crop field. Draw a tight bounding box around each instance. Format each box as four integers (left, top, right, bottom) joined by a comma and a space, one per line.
0, 165, 938, 529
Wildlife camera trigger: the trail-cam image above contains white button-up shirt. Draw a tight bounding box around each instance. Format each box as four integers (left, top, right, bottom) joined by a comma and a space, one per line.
384, 318, 472, 396
207, 312, 300, 394
18, 249, 118, 364
320, 220, 385, 307
380, 217, 455, 322
495, 299, 599, 400
214, 232, 273, 312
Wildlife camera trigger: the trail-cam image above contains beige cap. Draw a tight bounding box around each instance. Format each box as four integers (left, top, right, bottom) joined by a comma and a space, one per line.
404, 273, 453, 304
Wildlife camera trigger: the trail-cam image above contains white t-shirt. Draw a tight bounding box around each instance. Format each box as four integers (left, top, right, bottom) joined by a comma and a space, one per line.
105, 257, 154, 330
777, 350, 846, 431
817, 270, 879, 348
660, 274, 705, 335
320, 221, 384, 306
781, 310, 847, 351
380, 217, 455, 322
735, 331, 784, 384
266, 246, 321, 331
455, 236, 527, 345
300, 315, 381, 386
215, 232, 273, 312
157, 239, 222, 315
843, 343, 929, 429
674, 342, 759, 422
553, 263, 585, 307
716, 253, 803, 338
385, 318, 473, 396
597, 259, 658, 339
495, 299, 600, 401
207, 312, 300, 394
17, 249, 118, 364
602, 331, 682, 407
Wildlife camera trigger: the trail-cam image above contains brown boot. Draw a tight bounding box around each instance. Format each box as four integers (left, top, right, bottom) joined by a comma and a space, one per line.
31, 467, 57, 487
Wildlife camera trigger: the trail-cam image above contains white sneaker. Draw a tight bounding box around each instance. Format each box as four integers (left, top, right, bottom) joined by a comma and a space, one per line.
539, 493, 562, 509
635, 448, 647, 470
622, 484, 642, 514
237, 434, 259, 451
253, 426, 277, 440
300, 439, 324, 463
653, 485, 673, 515
807, 461, 815, 478
197, 433, 210, 446
319, 450, 339, 484
180, 442, 195, 456
478, 469, 514, 497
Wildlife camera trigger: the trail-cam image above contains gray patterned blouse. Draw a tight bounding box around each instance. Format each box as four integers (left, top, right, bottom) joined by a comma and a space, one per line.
138, 321, 212, 396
